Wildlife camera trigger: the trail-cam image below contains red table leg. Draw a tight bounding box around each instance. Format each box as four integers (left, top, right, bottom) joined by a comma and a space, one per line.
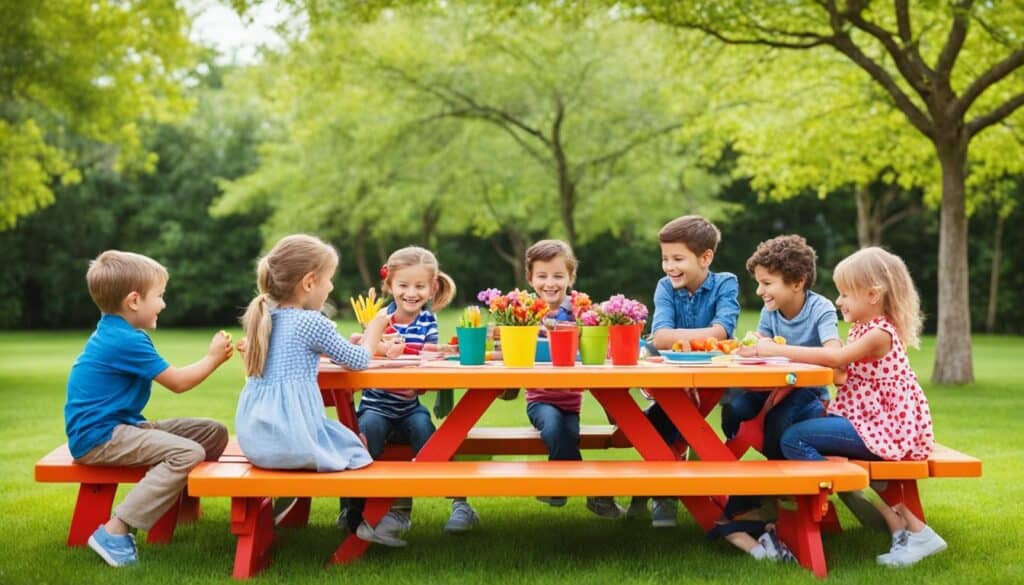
276, 497, 312, 527
67, 483, 117, 546
178, 493, 201, 523
231, 497, 274, 579
416, 389, 503, 462
327, 388, 359, 430
774, 493, 829, 578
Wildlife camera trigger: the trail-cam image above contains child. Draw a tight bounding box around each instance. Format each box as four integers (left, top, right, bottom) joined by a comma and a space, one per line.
344, 246, 479, 545
524, 240, 623, 519
234, 235, 387, 541
631, 215, 740, 527
66, 250, 233, 567
741, 246, 945, 567
713, 235, 843, 560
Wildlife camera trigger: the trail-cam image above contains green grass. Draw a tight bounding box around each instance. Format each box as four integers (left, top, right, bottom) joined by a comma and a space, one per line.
1, 311, 1021, 584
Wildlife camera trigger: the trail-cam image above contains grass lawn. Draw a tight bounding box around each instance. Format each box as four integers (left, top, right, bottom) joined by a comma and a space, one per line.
1, 311, 1020, 584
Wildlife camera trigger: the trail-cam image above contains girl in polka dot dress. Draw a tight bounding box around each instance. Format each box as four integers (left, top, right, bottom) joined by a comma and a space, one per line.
740, 247, 946, 568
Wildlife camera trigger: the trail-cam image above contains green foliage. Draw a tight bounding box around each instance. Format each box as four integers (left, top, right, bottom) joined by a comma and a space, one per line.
0, 0, 195, 229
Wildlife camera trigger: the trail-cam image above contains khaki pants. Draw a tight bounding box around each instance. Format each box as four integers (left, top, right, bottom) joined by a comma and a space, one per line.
76, 418, 228, 530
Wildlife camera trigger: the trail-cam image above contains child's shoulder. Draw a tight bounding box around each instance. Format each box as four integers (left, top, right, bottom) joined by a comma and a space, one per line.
805, 290, 837, 311
707, 270, 738, 294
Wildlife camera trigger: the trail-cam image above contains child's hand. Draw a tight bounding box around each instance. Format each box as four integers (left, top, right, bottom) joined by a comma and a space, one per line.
349, 332, 363, 344
209, 330, 234, 365
235, 339, 247, 354
383, 337, 405, 358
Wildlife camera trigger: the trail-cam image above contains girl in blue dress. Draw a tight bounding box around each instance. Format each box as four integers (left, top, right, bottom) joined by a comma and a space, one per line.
235, 234, 388, 474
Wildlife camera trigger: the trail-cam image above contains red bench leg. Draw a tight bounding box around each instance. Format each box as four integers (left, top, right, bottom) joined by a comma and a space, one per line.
146, 494, 182, 544
231, 497, 274, 579
329, 497, 392, 565
820, 500, 842, 533
178, 493, 201, 523
276, 497, 312, 527
68, 483, 117, 546
775, 494, 829, 579
877, 479, 926, 523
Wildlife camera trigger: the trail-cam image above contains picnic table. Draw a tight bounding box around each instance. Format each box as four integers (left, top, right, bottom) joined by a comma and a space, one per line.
304, 358, 849, 574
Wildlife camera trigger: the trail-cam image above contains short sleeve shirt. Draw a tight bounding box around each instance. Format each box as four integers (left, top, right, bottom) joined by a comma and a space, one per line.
650, 271, 740, 337
756, 290, 840, 347
65, 315, 170, 458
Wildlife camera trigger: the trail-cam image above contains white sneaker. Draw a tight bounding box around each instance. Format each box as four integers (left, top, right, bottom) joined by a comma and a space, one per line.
878, 526, 947, 567
876, 530, 909, 565
356, 520, 408, 548
757, 529, 797, 563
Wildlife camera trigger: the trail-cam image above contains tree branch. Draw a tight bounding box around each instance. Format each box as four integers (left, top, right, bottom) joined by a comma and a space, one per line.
894, 0, 913, 44
954, 49, 1024, 119
838, 1, 933, 96
578, 123, 683, 170
966, 92, 1024, 138
935, 0, 972, 77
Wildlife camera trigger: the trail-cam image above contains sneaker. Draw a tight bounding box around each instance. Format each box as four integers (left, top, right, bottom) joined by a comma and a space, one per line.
876, 530, 909, 565
356, 520, 408, 548
586, 496, 624, 519
626, 496, 649, 520
838, 490, 888, 532
377, 510, 412, 536
757, 528, 797, 563
444, 501, 480, 534
650, 497, 678, 528
878, 526, 947, 567
536, 496, 568, 507
88, 525, 138, 567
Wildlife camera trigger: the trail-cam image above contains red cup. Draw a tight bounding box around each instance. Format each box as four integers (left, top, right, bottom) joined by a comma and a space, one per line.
548, 327, 579, 367
608, 323, 644, 365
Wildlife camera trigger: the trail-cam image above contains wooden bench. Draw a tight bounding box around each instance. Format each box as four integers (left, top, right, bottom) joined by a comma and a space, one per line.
188, 458, 869, 579
34, 444, 203, 546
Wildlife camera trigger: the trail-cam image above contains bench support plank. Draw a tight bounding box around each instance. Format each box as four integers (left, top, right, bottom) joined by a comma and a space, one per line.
878, 479, 926, 523
775, 493, 829, 578
231, 497, 274, 579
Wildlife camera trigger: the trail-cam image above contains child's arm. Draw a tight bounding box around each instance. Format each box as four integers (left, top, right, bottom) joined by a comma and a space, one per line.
747, 328, 891, 369
154, 331, 233, 393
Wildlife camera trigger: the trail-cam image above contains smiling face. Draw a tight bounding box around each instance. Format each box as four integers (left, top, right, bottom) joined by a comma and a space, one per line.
660, 242, 712, 292
124, 279, 167, 330
528, 255, 575, 308
835, 284, 881, 324
388, 264, 436, 319
753, 265, 805, 319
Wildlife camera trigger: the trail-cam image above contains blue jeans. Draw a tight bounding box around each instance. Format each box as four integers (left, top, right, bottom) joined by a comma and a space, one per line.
346, 405, 436, 531
357, 405, 436, 459
721, 387, 828, 460
644, 401, 681, 447
779, 414, 880, 461
527, 401, 581, 461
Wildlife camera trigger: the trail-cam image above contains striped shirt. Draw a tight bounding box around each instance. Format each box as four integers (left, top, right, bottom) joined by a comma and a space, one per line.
357, 307, 439, 419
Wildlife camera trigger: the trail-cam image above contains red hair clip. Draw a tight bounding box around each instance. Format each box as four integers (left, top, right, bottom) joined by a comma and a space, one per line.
379, 264, 389, 280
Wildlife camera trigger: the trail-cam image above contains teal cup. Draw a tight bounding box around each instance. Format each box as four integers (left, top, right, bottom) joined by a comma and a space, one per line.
456, 326, 487, 365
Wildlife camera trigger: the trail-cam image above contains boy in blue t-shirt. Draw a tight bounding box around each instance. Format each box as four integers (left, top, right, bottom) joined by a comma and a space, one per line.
65, 250, 233, 567
632, 215, 740, 527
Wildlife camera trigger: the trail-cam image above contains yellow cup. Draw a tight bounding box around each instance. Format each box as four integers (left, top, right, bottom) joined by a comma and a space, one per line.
499, 325, 540, 368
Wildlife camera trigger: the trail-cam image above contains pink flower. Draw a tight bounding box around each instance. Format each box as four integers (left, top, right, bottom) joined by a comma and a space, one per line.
477, 288, 501, 304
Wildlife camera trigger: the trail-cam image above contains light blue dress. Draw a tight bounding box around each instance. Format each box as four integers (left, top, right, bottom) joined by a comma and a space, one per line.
236, 308, 373, 472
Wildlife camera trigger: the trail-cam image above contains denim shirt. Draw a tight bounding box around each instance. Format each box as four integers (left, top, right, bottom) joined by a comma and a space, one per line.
650, 271, 740, 337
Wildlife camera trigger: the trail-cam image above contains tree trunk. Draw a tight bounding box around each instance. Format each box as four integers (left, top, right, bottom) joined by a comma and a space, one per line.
855, 183, 873, 248
986, 213, 1005, 333
931, 142, 974, 384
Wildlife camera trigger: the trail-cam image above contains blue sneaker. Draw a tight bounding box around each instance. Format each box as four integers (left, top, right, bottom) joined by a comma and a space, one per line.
88, 525, 138, 567
651, 497, 678, 528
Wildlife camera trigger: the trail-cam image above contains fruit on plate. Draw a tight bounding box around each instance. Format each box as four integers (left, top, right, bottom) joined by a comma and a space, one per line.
740, 331, 759, 347
689, 338, 706, 351
716, 338, 740, 354
671, 339, 690, 352
773, 335, 787, 345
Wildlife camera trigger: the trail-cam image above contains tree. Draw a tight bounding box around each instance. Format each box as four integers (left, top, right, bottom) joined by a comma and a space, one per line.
215, 5, 728, 284
633, 1, 1024, 384
0, 0, 195, 230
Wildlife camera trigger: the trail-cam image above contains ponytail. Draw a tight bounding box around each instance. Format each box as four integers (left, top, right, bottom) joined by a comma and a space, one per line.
241, 293, 273, 377
431, 270, 456, 312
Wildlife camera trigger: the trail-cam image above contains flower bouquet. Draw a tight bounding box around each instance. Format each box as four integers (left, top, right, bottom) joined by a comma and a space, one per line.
599, 294, 648, 365
455, 306, 487, 366
478, 288, 549, 367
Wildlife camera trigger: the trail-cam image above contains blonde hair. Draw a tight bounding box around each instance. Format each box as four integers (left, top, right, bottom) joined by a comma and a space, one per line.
525, 239, 578, 280
241, 234, 339, 376
383, 246, 455, 312
86, 250, 168, 314
833, 247, 923, 348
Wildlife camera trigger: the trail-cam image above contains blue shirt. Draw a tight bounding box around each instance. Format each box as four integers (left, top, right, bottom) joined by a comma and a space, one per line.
756, 290, 840, 347
358, 308, 439, 419
651, 271, 740, 337
65, 315, 170, 458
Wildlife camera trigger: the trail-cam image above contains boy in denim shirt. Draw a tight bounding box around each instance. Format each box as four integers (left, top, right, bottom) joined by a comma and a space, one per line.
631, 215, 740, 527
65, 250, 233, 567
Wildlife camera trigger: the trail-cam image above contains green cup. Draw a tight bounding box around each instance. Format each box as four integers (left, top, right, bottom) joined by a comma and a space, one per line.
579, 325, 609, 365
456, 326, 487, 366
